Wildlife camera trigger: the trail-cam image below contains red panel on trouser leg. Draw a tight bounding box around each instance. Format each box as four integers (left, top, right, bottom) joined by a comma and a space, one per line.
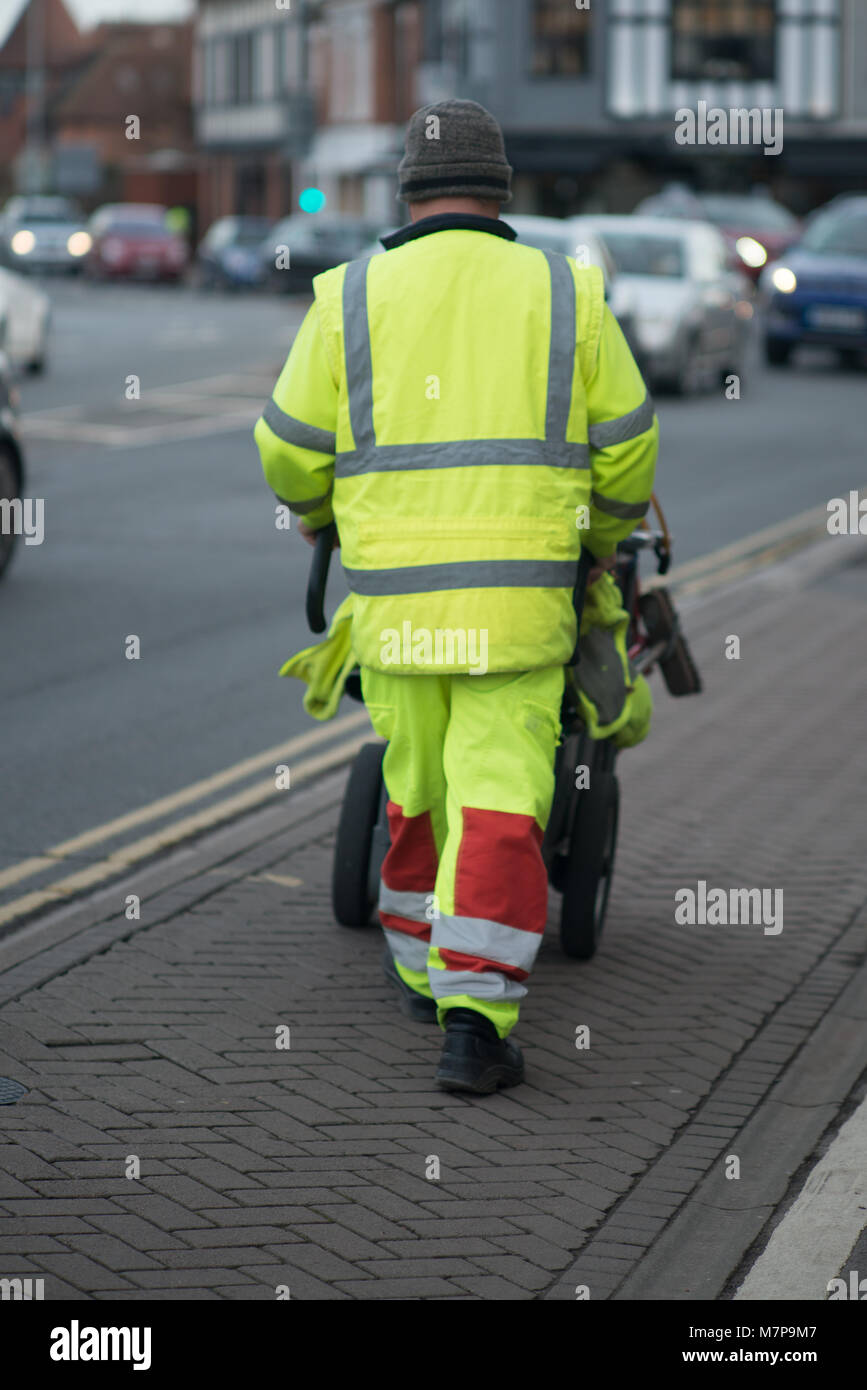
455, 808, 547, 934
382, 802, 439, 891
438, 948, 529, 982
380, 912, 431, 940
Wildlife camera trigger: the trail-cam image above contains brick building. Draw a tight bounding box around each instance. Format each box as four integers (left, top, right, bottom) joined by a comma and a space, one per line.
0, 0, 196, 213
53, 21, 197, 216
0, 0, 92, 195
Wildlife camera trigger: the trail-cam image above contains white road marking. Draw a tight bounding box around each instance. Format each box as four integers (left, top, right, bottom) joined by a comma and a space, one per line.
735, 1092, 867, 1301
19, 365, 281, 447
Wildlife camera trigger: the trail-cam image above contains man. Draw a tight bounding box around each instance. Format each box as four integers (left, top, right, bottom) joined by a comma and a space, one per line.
255, 100, 658, 1094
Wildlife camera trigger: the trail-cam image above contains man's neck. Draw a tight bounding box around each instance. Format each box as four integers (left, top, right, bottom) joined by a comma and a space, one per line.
409, 198, 501, 223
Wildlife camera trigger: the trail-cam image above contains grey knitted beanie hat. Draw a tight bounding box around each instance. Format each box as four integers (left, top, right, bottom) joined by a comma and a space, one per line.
396, 99, 512, 205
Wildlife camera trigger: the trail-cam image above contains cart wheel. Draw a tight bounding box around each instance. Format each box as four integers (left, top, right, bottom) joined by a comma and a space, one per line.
0, 445, 20, 580
543, 730, 581, 893
660, 633, 703, 697
332, 742, 385, 927
638, 588, 703, 697
560, 771, 619, 960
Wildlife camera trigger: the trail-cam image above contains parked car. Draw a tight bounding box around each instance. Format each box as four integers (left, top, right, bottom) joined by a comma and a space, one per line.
0, 352, 26, 580
503, 214, 613, 289
85, 204, 188, 282
0, 267, 50, 373
261, 215, 380, 292
635, 186, 801, 280
193, 216, 273, 290
760, 195, 867, 367
581, 216, 751, 393
0, 195, 91, 275
508, 213, 643, 353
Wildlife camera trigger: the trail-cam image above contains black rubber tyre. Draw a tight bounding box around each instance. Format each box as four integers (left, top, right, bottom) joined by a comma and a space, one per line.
0, 445, 20, 580
638, 588, 703, 697
660, 633, 703, 697
543, 730, 582, 892
765, 336, 792, 367
560, 771, 619, 960
332, 742, 385, 927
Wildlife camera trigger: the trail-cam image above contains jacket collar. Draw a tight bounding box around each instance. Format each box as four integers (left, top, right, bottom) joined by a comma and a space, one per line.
380, 213, 517, 250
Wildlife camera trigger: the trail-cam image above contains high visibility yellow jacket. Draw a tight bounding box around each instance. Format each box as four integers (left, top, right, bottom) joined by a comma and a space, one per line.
255, 214, 658, 674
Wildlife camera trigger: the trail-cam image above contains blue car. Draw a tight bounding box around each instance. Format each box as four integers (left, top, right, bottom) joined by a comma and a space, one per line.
761, 196, 867, 366
193, 216, 273, 290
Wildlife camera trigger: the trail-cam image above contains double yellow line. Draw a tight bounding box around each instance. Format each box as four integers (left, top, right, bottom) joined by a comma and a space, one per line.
0, 711, 371, 930
644, 495, 857, 598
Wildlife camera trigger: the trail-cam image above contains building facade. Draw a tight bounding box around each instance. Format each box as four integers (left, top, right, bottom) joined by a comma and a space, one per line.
194, 0, 420, 232
436, 0, 867, 214
0, 0, 196, 210
193, 0, 866, 230
0, 0, 92, 196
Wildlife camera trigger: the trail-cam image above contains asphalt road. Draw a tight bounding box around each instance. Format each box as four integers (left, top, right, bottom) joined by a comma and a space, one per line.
1, 277, 865, 867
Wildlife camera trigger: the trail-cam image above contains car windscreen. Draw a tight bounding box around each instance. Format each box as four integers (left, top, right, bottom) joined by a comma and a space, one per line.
103, 222, 173, 239
600, 234, 686, 277
514, 231, 574, 255
233, 223, 272, 245
800, 210, 867, 257
14, 203, 78, 224
700, 197, 798, 232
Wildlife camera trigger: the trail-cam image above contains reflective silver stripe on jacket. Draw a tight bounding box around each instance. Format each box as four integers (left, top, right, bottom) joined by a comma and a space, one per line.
428, 967, 528, 1003
344, 558, 579, 595
262, 399, 336, 454
588, 392, 655, 450
338, 250, 583, 476
543, 249, 577, 442
343, 258, 375, 452
383, 928, 431, 973
378, 885, 432, 925
335, 438, 589, 478
276, 492, 330, 516
434, 913, 543, 973
590, 492, 650, 520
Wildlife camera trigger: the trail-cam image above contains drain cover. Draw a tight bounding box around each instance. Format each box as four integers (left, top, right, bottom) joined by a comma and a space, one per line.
0, 1077, 28, 1105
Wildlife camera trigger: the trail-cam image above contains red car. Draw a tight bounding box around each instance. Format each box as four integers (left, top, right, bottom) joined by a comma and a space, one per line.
636, 189, 801, 282
85, 204, 188, 282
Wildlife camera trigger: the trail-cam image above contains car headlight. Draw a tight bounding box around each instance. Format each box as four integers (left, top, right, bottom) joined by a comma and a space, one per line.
770, 266, 797, 294
11, 229, 36, 256
736, 236, 768, 269
67, 231, 92, 257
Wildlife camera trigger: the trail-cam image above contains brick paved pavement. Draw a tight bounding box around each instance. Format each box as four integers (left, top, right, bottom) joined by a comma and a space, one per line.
1, 540, 866, 1299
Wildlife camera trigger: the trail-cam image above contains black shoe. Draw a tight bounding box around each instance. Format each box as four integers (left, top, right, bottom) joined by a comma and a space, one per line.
382, 948, 438, 1023
435, 1007, 525, 1094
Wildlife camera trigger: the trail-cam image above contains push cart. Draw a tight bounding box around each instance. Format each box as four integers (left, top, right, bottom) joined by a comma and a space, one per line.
305, 496, 701, 961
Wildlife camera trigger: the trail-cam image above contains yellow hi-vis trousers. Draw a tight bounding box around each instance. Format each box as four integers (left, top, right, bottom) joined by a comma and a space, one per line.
361, 665, 565, 1038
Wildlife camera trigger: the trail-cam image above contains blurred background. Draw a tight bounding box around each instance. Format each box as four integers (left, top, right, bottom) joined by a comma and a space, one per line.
0, 0, 865, 873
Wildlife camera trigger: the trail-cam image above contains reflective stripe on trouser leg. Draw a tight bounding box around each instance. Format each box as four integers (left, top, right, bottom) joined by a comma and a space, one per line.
359, 667, 451, 1002
428, 812, 547, 1023
378, 803, 439, 996
429, 667, 564, 1037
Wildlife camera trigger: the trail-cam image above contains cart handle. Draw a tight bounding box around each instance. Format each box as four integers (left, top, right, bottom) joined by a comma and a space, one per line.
305, 520, 338, 634
568, 548, 594, 666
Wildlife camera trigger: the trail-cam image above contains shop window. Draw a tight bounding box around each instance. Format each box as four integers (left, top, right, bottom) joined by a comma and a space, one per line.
531, 0, 591, 77
671, 0, 775, 82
